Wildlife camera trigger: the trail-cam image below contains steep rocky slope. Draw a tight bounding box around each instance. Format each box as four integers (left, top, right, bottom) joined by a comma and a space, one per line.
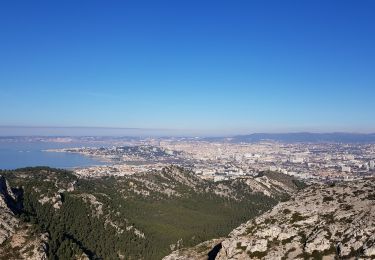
0, 176, 19, 245
0, 175, 48, 260
165, 179, 375, 259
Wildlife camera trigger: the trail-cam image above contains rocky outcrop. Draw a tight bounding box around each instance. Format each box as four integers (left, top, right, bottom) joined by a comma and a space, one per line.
0, 175, 20, 245
165, 179, 375, 259
0, 176, 17, 204
164, 239, 224, 260
0, 175, 49, 259
4, 225, 49, 260
214, 171, 303, 200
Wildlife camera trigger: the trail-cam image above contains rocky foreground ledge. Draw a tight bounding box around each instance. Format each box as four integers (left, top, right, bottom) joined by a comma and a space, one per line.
0, 176, 49, 260
164, 179, 375, 259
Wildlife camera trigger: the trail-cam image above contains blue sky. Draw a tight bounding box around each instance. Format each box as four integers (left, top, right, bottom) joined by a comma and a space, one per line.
0, 0, 374, 135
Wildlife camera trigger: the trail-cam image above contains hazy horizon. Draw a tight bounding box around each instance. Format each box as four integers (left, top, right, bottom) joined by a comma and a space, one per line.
1, 125, 375, 137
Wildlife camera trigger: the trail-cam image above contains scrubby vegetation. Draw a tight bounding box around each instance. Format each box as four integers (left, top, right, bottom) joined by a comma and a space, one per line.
0, 167, 296, 259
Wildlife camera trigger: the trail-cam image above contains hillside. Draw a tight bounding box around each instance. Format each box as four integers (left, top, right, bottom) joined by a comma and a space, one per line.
0, 166, 302, 259
165, 179, 375, 259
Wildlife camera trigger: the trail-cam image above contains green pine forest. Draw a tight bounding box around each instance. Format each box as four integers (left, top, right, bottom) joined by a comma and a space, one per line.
0, 167, 302, 259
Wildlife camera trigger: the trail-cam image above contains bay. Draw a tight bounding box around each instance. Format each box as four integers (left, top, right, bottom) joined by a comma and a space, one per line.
0, 141, 105, 170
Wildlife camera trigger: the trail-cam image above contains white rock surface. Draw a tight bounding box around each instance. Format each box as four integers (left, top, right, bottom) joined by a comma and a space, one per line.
165, 179, 375, 259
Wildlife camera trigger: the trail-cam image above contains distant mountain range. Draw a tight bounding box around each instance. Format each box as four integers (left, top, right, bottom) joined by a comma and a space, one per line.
2, 132, 375, 143
205, 132, 375, 143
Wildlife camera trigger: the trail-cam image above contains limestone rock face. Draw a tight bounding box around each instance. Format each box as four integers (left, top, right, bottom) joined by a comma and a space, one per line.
165, 179, 375, 259
0, 175, 49, 260
0, 175, 19, 245
163, 238, 224, 260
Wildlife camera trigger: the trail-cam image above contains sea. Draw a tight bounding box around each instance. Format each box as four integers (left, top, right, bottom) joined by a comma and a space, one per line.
0, 141, 104, 170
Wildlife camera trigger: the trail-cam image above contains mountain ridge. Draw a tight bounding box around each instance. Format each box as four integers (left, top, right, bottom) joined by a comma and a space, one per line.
0, 166, 303, 259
